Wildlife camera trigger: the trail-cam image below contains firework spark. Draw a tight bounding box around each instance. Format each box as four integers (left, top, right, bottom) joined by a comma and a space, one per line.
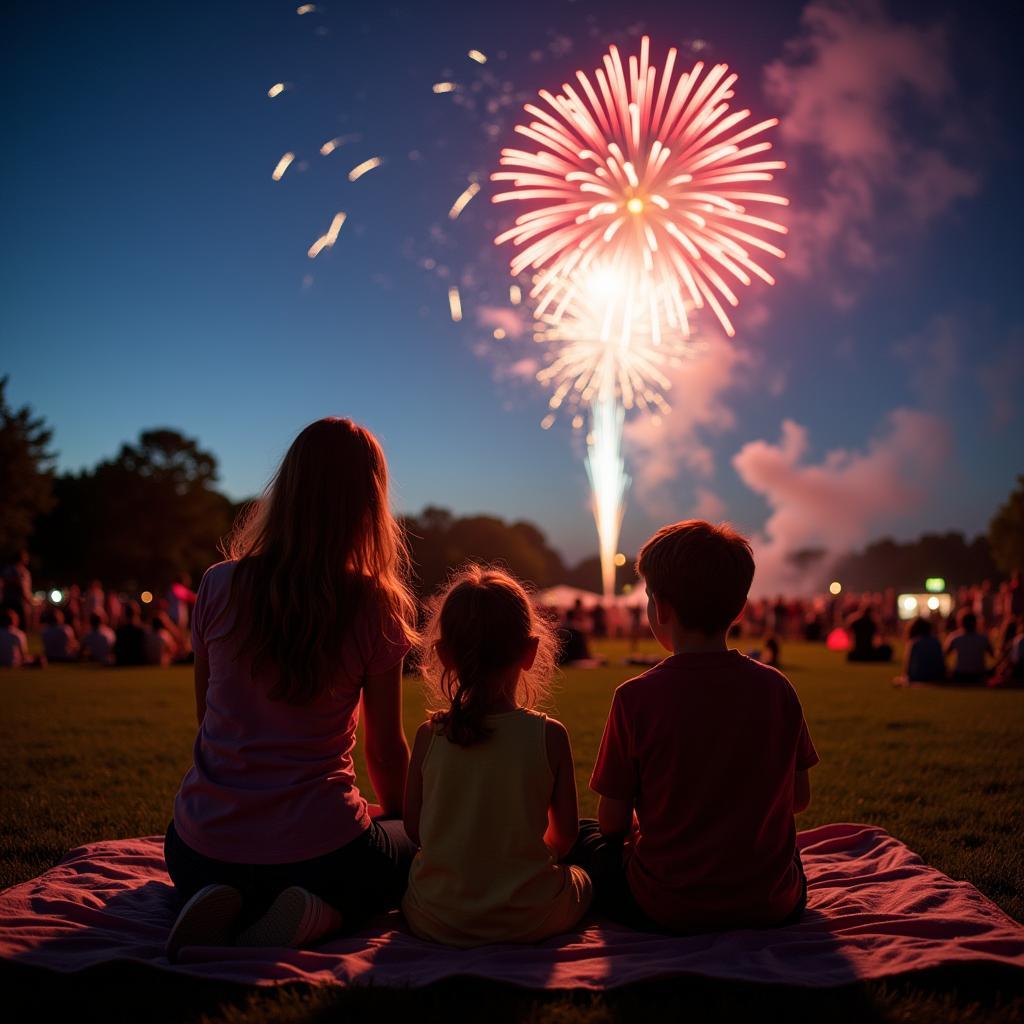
348, 156, 382, 181
492, 35, 787, 339
433, 81, 456, 94
307, 211, 346, 258
468, 49, 488, 64
448, 182, 481, 219
448, 286, 463, 322
271, 152, 295, 180
267, 82, 286, 98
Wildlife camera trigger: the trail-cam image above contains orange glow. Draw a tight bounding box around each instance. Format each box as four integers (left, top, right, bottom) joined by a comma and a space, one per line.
296, 3, 317, 13
140, 591, 153, 605
348, 157, 381, 181
493, 328, 506, 339
271, 152, 294, 181
614, 553, 627, 567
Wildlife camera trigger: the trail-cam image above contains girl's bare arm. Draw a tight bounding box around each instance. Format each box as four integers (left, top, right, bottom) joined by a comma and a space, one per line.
544, 718, 580, 858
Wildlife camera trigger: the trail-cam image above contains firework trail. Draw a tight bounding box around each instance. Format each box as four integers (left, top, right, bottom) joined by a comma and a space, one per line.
492, 36, 787, 596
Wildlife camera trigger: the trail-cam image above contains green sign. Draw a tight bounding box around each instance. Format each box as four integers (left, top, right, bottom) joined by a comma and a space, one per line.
925, 577, 946, 593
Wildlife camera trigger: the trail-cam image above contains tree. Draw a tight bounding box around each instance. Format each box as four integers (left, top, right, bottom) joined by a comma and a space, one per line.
989, 475, 1024, 574
34, 429, 233, 588
0, 377, 55, 554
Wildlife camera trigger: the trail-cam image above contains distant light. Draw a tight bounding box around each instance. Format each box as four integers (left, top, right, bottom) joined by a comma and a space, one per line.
900, 595, 918, 612
614, 553, 627, 567
267, 82, 286, 98
927, 596, 941, 611
432, 81, 456, 94
626, 197, 644, 214
140, 591, 154, 605
829, 581, 842, 596
49, 589, 63, 604
468, 49, 487, 64
348, 157, 382, 182
271, 152, 295, 181
925, 577, 946, 593
448, 286, 462, 322
509, 284, 522, 305
493, 328, 506, 340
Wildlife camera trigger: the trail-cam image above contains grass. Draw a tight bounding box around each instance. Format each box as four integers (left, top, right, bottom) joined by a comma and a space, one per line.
1, 640, 1022, 1022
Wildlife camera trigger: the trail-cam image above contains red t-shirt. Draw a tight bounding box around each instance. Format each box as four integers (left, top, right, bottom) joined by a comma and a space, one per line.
591, 650, 818, 931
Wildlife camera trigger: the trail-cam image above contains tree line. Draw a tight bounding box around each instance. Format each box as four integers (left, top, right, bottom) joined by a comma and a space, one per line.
1, 378, 1021, 594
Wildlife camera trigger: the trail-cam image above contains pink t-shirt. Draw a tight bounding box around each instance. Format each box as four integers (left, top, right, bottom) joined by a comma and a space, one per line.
173, 560, 410, 864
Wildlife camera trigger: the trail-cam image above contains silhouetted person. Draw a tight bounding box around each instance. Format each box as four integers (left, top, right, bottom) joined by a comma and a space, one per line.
115, 601, 147, 666
847, 605, 892, 662
2, 550, 33, 631
944, 610, 992, 685
557, 609, 592, 665
42, 608, 79, 662
591, 603, 607, 638
904, 618, 945, 683
83, 611, 116, 665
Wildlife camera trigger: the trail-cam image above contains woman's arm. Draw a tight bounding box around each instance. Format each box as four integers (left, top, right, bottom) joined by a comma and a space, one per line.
403, 722, 432, 846
544, 719, 580, 858
361, 661, 410, 818
193, 647, 210, 726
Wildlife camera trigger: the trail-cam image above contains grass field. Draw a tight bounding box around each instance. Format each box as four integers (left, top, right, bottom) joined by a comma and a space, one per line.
1, 640, 1022, 1022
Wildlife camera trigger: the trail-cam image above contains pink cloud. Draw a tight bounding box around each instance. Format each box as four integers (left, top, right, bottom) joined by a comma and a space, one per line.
624, 343, 750, 512
765, 0, 979, 297
732, 407, 952, 594
476, 305, 529, 339
693, 487, 727, 521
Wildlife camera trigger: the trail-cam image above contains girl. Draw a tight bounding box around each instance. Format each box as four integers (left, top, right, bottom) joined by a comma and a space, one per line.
402, 565, 592, 947
165, 418, 418, 961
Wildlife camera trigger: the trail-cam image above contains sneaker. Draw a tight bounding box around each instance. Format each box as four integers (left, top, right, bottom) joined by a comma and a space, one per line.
234, 886, 343, 948
165, 884, 243, 962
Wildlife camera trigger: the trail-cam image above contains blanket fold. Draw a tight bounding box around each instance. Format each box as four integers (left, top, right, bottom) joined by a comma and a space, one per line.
1, 823, 1021, 989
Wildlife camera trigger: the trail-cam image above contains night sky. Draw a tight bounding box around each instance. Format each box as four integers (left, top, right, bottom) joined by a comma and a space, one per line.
4, 0, 1021, 581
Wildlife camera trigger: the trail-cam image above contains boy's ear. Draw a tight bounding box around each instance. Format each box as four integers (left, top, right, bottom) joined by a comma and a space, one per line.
653, 593, 674, 627
519, 635, 540, 671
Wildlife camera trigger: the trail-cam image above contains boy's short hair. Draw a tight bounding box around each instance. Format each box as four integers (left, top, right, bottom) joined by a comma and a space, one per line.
637, 519, 755, 634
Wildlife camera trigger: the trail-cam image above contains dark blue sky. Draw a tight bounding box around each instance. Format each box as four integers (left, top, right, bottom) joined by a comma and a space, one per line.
4, 1, 1021, 565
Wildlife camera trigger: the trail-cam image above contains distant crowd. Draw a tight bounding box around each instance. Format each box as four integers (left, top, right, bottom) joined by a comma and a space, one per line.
545, 572, 1024, 687
3, 542, 1023, 687
0, 550, 196, 669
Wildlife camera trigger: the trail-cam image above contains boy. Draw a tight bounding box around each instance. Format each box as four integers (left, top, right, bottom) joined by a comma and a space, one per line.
581, 520, 818, 932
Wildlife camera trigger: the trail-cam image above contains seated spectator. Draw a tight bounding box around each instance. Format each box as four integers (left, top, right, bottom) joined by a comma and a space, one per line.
944, 610, 993, 684
0, 609, 32, 668
42, 608, 79, 662
82, 611, 116, 665
557, 608, 592, 665
847, 604, 893, 662
114, 602, 148, 667
903, 618, 945, 683
145, 612, 179, 667
762, 633, 781, 668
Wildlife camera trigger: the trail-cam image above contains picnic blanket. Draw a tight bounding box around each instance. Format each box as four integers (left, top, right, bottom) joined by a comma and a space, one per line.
1, 823, 1022, 989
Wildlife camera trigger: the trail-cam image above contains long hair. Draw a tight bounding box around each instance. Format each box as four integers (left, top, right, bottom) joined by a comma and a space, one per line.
420, 564, 558, 746
222, 418, 417, 704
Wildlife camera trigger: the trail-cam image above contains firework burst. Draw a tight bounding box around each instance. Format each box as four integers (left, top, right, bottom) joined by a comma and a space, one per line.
492, 36, 787, 339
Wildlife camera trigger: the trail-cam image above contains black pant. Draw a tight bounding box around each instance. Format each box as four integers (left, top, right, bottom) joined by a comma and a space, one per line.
565, 819, 808, 932
164, 818, 416, 925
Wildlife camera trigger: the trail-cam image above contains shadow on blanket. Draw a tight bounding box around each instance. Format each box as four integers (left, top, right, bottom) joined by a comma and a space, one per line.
1, 824, 1022, 990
